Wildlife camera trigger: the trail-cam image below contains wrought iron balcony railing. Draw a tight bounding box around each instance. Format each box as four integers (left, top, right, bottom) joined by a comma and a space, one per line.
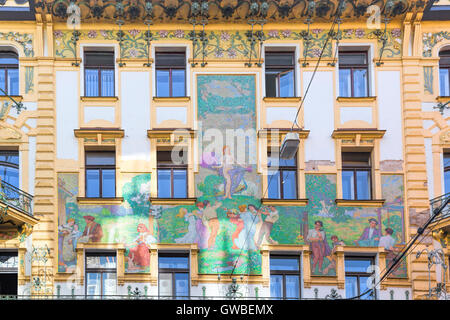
430, 192, 450, 222
0, 179, 33, 217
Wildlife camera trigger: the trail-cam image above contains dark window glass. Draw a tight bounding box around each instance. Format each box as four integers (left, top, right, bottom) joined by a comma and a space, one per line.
0, 51, 19, 96
440, 50, 450, 96
157, 150, 187, 198
85, 151, 115, 198
444, 153, 450, 194
158, 253, 189, 299
270, 256, 300, 300
155, 52, 186, 97
0, 252, 18, 295
84, 51, 115, 97
265, 51, 295, 98
339, 51, 369, 97
85, 253, 116, 298
0, 151, 19, 188
342, 152, 371, 200
267, 152, 297, 199
345, 257, 375, 300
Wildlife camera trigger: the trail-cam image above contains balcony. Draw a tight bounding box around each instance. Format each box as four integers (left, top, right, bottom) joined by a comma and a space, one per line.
0, 180, 38, 239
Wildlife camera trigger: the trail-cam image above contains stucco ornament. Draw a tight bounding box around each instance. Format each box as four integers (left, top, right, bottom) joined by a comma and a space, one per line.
0, 126, 22, 140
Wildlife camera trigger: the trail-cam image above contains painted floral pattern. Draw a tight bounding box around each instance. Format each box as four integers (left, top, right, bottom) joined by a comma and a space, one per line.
0, 32, 34, 57
423, 31, 450, 57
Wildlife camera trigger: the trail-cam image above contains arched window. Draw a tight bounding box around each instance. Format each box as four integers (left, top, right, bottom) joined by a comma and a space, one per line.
0, 50, 19, 96
0, 150, 19, 188
439, 49, 450, 97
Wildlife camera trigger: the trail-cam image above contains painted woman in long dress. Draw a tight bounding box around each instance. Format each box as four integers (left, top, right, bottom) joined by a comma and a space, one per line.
127, 223, 157, 270
175, 208, 198, 244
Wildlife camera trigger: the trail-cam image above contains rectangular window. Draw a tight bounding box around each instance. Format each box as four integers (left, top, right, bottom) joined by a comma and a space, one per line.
342, 152, 371, 200
84, 51, 115, 97
265, 51, 295, 98
158, 253, 189, 299
85, 252, 117, 298
444, 153, 450, 194
440, 50, 450, 96
0, 51, 19, 96
345, 257, 376, 300
85, 151, 116, 198
0, 251, 18, 296
0, 150, 19, 189
157, 150, 187, 198
270, 255, 301, 300
267, 152, 297, 199
155, 51, 186, 97
339, 51, 369, 97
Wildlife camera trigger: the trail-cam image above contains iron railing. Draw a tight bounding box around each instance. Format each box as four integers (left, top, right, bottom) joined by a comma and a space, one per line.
429, 192, 450, 222
0, 180, 33, 216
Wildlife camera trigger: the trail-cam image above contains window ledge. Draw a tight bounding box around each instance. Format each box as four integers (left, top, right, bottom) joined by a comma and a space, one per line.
77, 197, 124, 205
335, 199, 385, 207
263, 97, 302, 103
80, 96, 119, 102
149, 197, 197, 205
0, 95, 23, 102
336, 96, 377, 102
261, 198, 308, 206
436, 96, 450, 103
74, 128, 124, 139
153, 96, 190, 102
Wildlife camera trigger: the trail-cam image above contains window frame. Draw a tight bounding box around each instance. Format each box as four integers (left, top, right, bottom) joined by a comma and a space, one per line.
84, 251, 117, 298
344, 256, 376, 300
264, 51, 296, 98
0, 150, 19, 189
439, 50, 450, 97
267, 152, 298, 199
338, 51, 369, 98
444, 153, 450, 194
156, 150, 188, 199
269, 255, 301, 300
342, 152, 372, 200
155, 51, 187, 98
158, 252, 190, 299
85, 150, 116, 198
83, 51, 115, 97
0, 50, 19, 96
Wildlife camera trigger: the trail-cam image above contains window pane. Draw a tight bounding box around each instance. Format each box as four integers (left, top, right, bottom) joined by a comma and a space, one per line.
157, 169, 171, 198
86, 169, 100, 198
270, 258, 299, 271
0, 69, 5, 93
345, 259, 372, 273
86, 152, 115, 166
265, 72, 277, 97
173, 169, 187, 198
172, 69, 186, 97
0, 152, 19, 165
356, 171, 370, 200
345, 276, 358, 299
101, 69, 114, 97
156, 69, 170, 97
102, 273, 117, 296
279, 70, 294, 97
175, 273, 189, 299
0, 255, 18, 269
282, 170, 297, 199
268, 170, 281, 199
86, 273, 101, 297
159, 273, 173, 297
102, 169, 115, 197
342, 171, 355, 200
159, 256, 189, 269
85, 69, 99, 96
339, 52, 367, 65
359, 276, 374, 300
0, 52, 18, 65
265, 52, 294, 66
339, 69, 351, 97
156, 53, 186, 67
353, 69, 368, 97
445, 170, 450, 194
270, 275, 283, 299
86, 255, 116, 269
285, 275, 300, 299
84, 52, 114, 67
0, 165, 19, 188
440, 68, 450, 96
7, 69, 18, 95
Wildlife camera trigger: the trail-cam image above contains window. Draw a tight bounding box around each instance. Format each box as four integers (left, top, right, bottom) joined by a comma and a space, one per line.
439, 50, 450, 96
345, 257, 376, 300
157, 150, 187, 198
85, 151, 116, 198
84, 51, 115, 97
155, 51, 186, 97
158, 253, 189, 299
0, 252, 18, 296
0, 150, 19, 188
0, 50, 19, 96
267, 152, 297, 199
339, 51, 369, 97
342, 152, 371, 200
85, 252, 117, 298
270, 255, 301, 300
444, 153, 450, 194
265, 51, 295, 97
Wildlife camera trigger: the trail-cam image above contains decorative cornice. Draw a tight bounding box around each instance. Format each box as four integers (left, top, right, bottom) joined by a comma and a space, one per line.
74, 128, 125, 139
258, 128, 310, 139
331, 129, 386, 139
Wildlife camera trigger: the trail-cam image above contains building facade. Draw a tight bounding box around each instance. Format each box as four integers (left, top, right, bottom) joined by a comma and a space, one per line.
0, 0, 449, 300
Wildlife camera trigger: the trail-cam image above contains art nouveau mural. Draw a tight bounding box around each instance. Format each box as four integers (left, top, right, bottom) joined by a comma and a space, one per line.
57, 75, 406, 279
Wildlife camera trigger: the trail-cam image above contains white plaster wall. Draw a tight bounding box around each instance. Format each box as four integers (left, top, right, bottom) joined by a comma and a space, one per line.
56, 71, 78, 160
121, 72, 151, 161
303, 71, 335, 162
84, 106, 115, 124
266, 107, 298, 125
156, 107, 187, 124
340, 107, 372, 124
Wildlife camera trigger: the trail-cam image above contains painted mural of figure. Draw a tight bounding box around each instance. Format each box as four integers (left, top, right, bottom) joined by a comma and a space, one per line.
175, 208, 198, 244
58, 218, 79, 263
203, 200, 222, 248
323, 235, 345, 275
193, 202, 209, 249
379, 228, 396, 251
356, 218, 381, 247
226, 208, 244, 250
256, 206, 279, 247
127, 224, 156, 270
235, 204, 258, 250
79, 216, 103, 243
307, 221, 332, 274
